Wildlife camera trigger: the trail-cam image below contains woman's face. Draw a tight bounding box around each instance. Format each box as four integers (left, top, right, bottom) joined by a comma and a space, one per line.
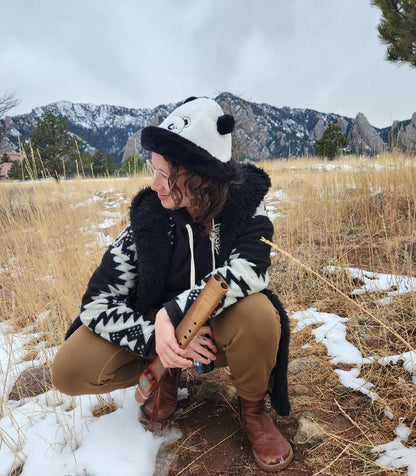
150, 152, 191, 211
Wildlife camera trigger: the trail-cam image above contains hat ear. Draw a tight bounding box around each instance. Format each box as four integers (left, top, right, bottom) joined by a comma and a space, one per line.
217, 114, 235, 135
183, 96, 198, 104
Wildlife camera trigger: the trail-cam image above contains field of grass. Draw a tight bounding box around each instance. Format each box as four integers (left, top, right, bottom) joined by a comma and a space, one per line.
0, 153, 415, 474
262, 153, 416, 474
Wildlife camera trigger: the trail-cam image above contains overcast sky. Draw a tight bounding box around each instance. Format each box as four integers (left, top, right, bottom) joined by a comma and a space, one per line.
2, 0, 415, 128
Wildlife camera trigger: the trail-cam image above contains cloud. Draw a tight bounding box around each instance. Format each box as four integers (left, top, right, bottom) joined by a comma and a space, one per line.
2, 0, 415, 127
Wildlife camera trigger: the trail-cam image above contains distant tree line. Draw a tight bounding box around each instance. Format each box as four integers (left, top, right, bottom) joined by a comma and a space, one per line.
5, 111, 352, 178
7, 112, 145, 181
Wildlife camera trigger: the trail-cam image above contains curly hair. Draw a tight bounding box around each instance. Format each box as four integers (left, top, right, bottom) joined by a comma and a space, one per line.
167, 162, 232, 236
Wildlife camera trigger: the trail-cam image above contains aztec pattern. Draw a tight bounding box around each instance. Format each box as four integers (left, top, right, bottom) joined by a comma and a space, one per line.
78, 226, 155, 354
172, 204, 272, 320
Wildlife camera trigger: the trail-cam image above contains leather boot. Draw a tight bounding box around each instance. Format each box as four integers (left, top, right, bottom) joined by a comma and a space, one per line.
142, 368, 181, 421
239, 396, 293, 472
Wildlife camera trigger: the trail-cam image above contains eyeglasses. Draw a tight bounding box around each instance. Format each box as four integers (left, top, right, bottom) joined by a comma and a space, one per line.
146, 160, 170, 185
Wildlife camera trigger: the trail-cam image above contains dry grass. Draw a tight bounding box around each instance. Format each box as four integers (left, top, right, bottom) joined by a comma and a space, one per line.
0, 175, 149, 341
260, 152, 415, 474
1, 153, 415, 474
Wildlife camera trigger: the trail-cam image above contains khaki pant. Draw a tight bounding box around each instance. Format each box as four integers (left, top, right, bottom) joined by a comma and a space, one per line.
52, 293, 281, 400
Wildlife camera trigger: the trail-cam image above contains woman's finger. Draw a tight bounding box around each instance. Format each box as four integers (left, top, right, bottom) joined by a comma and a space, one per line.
161, 345, 192, 369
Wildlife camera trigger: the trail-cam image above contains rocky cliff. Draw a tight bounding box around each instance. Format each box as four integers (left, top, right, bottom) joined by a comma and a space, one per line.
386, 113, 416, 152
347, 113, 386, 154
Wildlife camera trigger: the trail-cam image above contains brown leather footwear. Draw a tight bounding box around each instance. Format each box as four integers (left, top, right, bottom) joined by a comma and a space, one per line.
239, 396, 293, 472
142, 368, 181, 422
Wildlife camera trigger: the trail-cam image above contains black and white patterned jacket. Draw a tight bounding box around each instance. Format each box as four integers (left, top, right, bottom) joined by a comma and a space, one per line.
65, 164, 290, 415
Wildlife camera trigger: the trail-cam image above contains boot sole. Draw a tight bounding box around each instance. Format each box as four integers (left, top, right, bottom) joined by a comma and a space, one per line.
141, 403, 177, 422
253, 446, 294, 472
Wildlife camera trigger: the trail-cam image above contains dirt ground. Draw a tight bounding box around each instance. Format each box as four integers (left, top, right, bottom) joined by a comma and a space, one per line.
149, 368, 313, 476
147, 339, 389, 476
10, 325, 398, 475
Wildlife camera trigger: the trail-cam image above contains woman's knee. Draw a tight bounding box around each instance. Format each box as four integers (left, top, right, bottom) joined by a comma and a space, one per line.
213, 293, 281, 349
51, 325, 145, 396
51, 349, 83, 396
50, 325, 108, 396
235, 294, 280, 338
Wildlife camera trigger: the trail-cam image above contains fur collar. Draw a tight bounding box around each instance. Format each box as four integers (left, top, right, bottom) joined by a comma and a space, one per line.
216, 163, 270, 263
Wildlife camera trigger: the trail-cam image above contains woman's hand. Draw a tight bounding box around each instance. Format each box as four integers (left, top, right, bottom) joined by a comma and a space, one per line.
154, 309, 217, 368
183, 326, 217, 364
154, 308, 192, 369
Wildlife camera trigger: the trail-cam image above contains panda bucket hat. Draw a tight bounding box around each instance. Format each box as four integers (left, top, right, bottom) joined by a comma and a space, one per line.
141, 97, 240, 180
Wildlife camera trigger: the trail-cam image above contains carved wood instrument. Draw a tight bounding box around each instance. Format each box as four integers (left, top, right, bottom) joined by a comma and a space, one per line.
134, 273, 229, 403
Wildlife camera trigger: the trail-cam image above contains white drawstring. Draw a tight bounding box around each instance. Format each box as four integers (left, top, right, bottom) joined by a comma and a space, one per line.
210, 219, 216, 271
186, 220, 217, 288
185, 224, 196, 288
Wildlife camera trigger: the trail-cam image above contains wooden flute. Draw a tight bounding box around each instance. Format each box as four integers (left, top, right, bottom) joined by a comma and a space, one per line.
134, 273, 229, 404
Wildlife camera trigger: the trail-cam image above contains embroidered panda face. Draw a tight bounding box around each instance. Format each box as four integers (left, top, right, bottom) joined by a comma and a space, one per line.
165, 115, 191, 134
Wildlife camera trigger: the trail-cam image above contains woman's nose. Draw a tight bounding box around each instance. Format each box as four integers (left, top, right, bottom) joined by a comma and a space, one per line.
150, 176, 158, 191
151, 174, 165, 192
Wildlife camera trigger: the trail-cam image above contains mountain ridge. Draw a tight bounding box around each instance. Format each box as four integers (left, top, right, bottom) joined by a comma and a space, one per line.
1, 93, 415, 161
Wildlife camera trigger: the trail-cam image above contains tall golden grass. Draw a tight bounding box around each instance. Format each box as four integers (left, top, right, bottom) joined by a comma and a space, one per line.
0, 153, 415, 474
261, 153, 415, 474
261, 153, 415, 284
0, 176, 149, 342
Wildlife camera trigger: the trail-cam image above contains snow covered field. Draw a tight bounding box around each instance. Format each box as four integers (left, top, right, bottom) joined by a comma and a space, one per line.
292, 271, 416, 475
0, 184, 183, 475
1, 172, 415, 475
1, 266, 415, 475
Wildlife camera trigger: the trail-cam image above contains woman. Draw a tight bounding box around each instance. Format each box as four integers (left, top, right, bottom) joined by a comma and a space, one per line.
52, 97, 292, 472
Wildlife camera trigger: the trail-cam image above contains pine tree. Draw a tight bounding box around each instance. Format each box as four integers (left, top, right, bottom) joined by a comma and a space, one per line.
89, 150, 117, 176
314, 124, 348, 159
29, 112, 79, 180
372, 0, 416, 68
7, 159, 27, 181
119, 155, 145, 175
